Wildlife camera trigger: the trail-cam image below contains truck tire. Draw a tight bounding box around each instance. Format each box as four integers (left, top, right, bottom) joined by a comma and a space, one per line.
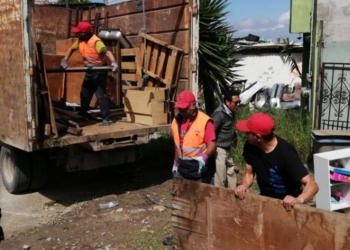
0, 146, 31, 194
29, 151, 48, 191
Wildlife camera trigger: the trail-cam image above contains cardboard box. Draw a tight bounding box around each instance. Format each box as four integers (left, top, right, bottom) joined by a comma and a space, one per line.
126, 112, 168, 125
124, 87, 168, 103
124, 100, 165, 115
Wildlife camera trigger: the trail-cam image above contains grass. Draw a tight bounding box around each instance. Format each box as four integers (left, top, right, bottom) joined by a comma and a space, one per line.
131, 223, 173, 249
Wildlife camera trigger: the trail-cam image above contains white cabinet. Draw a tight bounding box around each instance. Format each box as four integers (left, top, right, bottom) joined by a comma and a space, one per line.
314, 148, 350, 211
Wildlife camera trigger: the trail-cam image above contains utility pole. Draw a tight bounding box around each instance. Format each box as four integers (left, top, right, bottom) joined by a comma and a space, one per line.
65, 0, 69, 9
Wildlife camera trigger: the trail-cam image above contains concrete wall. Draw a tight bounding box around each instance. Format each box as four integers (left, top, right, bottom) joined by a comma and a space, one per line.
318, 0, 350, 62
233, 52, 303, 88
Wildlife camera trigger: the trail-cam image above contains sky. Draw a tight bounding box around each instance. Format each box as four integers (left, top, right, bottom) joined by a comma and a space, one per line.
226, 0, 300, 41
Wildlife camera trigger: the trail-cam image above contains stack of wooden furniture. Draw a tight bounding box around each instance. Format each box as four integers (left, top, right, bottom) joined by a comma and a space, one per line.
123, 33, 184, 125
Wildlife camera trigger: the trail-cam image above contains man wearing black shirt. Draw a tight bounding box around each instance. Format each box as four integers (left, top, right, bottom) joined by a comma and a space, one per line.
234, 113, 319, 211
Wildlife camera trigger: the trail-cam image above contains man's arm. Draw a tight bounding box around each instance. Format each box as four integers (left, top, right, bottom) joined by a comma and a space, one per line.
63, 47, 77, 61
205, 141, 216, 157
234, 164, 254, 199
104, 50, 116, 63
282, 174, 319, 211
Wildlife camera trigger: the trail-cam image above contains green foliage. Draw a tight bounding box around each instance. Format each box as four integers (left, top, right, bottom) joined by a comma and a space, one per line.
233, 106, 312, 171
131, 223, 172, 249
199, 0, 238, 115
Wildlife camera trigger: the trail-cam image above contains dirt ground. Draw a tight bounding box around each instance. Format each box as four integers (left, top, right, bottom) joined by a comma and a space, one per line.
0, 159, 176, 250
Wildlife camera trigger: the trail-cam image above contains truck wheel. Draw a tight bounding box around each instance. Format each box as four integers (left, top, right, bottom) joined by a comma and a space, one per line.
29, 151, 48, 191
0, 146, 31, 194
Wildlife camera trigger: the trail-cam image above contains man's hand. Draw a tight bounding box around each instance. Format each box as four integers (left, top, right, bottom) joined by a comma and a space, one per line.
60, 58, 68, 69
192, 153, 208, 174
282, 195, 304, 211
111, 62, 119, 73
234, 184, 248, 199
172, 160, 179, 176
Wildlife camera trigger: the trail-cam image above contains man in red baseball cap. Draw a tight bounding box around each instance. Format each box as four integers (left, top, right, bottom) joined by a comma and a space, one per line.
234, 112, 318, 211
163, 90, 217, 246
60, 21, 119, 126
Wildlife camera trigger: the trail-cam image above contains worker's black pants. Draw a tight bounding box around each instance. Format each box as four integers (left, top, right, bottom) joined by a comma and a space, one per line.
80, 73, 110, 119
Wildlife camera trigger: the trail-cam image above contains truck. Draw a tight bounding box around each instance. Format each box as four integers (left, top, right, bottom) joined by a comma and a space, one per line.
0, 0, 199, 194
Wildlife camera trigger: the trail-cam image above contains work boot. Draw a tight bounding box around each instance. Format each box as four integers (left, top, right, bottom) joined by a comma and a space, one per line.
99, 117, 114, 126
162, 235, 173, 246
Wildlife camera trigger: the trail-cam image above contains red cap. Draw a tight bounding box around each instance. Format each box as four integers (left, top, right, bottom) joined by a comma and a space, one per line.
236, 113, 275, 135
174, 91, 196, 109
72, 22, 91, 33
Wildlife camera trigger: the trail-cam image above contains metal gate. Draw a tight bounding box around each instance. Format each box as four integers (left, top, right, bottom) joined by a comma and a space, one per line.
319, 63, 350, 130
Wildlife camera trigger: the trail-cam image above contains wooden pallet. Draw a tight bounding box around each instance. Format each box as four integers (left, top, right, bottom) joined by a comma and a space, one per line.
139, 32, 184, 102
120, 48, 142, 86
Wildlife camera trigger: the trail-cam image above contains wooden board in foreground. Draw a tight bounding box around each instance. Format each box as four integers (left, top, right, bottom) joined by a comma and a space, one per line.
172, 178, 350, 250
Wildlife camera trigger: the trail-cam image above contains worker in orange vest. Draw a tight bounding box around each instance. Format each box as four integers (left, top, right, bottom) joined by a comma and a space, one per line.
61, 21, 118, 126
163, 90, 216, 246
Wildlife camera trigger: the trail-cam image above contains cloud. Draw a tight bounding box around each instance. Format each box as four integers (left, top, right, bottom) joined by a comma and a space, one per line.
234, 11, 291, 39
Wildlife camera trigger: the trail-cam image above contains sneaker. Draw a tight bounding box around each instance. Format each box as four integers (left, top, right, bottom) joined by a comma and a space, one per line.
99, 118, 113, 126
162, 235, 173, 246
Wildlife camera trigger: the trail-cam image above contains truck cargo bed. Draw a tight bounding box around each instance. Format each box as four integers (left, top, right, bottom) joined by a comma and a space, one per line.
56, 118, 170, 148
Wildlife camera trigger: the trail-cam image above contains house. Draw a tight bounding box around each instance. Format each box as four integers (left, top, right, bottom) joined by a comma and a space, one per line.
290, 0, 350, 151
233, 38, 303, 89
232, 37, 304, 109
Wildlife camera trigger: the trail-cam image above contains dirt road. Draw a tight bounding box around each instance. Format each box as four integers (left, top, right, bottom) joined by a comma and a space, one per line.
0, 162, 174, 249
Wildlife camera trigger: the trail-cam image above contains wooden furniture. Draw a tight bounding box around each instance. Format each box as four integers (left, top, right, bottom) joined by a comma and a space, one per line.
139, 32, 184, 103
314, 148, 350, 211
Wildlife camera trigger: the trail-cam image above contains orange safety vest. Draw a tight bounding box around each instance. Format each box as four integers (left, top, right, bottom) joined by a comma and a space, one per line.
171, 111, 211, 160
78, 34, 106, 67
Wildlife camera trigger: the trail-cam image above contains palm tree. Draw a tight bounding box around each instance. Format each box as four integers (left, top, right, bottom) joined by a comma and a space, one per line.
199, 0, 238, 115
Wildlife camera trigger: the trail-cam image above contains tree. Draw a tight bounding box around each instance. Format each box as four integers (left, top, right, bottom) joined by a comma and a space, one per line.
199, 0, 238, 115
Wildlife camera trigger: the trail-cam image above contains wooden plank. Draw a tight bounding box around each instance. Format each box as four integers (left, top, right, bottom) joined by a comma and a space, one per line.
139, 32, 184, 52
121, 48, 137, 56
124, 101, 165, 115
127, 31, 190, 54
121, 62, 137, 70
145, 42, 153, 71
156, 46, 167, 77
141, 69, 170, 86
36, 43, 59, 138
172, 178, 350, 250
43, 54, 64, 100
122, 74, 138, 82
147, 43, 160, 86
135, 48, 142, 86
126, 112, 167, 126
163, 50, 178, 89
